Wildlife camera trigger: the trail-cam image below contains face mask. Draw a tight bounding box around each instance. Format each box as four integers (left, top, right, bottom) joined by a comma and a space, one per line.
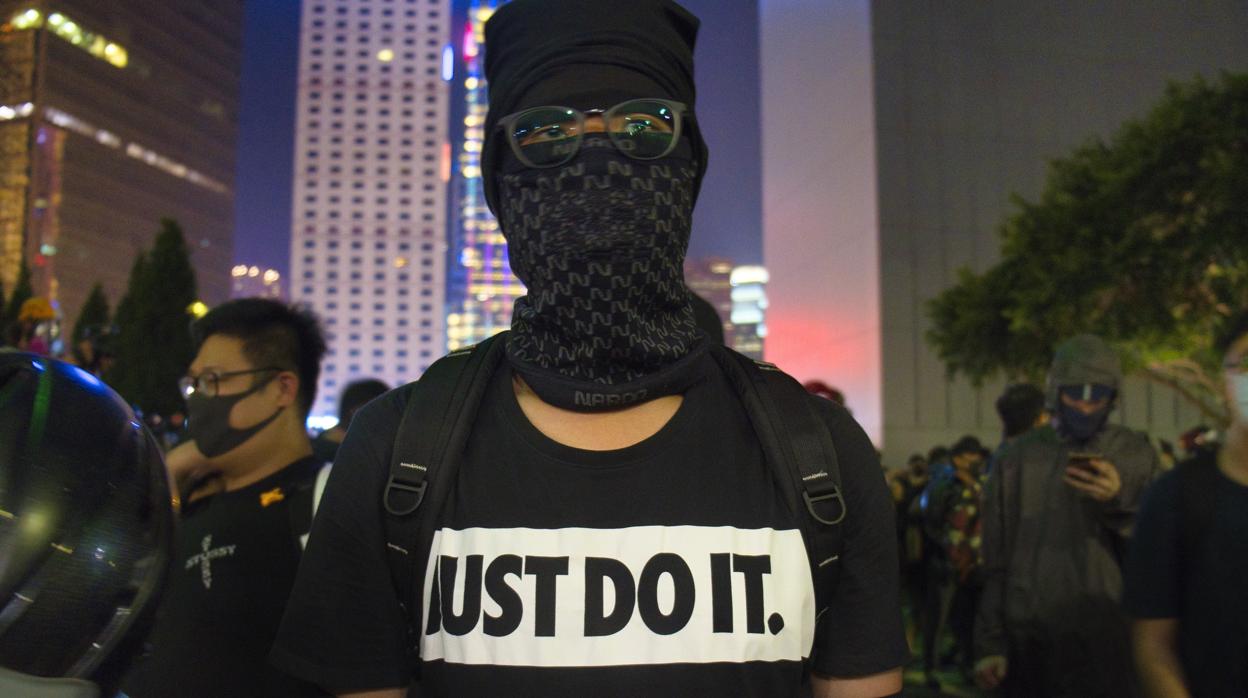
187, 378, 283, 458
495, 135, 707, 411
1056, 403, 1110, 443
1230, 373, 1248, 425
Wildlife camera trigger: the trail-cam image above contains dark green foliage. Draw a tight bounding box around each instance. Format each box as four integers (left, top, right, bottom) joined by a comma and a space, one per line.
107, 253, 149, 402
1, 261, 33, 345
106, 219, 199, 417
71, 283, 111, 364
927, 73, 1248, 424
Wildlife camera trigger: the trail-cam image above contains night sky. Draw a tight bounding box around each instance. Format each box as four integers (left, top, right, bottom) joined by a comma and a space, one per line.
232, 0, 763, 279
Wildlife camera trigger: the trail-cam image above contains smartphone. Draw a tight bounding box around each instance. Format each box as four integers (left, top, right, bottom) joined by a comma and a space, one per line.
1068, 452, 1102, 470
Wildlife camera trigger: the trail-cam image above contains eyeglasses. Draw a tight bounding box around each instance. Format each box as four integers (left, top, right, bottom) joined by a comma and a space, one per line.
497, 98, 689, 168
178, 367, 282, 399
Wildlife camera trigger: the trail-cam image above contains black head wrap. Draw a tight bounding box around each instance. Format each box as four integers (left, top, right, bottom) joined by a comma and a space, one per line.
481, 0, 708, 218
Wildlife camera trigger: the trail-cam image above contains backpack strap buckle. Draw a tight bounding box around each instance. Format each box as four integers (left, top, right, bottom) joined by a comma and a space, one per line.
802, 471, 847, 526
384, 477, 427, 516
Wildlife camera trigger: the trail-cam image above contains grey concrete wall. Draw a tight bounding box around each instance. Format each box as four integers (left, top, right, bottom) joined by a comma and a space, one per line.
874, 0, 1248, 463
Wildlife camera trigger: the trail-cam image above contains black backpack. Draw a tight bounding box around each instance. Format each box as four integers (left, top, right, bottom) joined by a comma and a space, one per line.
379, 332, 848, 666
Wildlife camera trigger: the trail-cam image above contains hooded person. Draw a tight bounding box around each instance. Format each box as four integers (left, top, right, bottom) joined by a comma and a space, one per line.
1047, 334, 1123, 445
270, 1, 906, 696
973, 334, 1160, 697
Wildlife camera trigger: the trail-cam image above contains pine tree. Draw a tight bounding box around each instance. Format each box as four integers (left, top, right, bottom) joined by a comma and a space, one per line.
142, 219, 199, 417
107, 219, 200, 417
1, 261, 33, 345
108, 252, 150, 405
71, 283, 112, 365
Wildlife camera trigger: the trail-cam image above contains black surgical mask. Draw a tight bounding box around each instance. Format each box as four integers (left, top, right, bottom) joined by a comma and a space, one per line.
186, 378, 284, 458
496, 135, 707, 410
1055, 384, 1114, 443
1056, 404, 1110, 443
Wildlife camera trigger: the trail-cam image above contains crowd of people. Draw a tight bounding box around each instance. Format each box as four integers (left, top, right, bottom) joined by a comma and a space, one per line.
887, 387, 1044, 691
884, 331, 1248, 697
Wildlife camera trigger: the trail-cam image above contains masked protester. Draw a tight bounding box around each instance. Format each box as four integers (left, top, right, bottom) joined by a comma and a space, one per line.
270, 2, 906, 696
121, 298, 329, 698
974, 334, 1159, 697
1124, 313, 1248, 698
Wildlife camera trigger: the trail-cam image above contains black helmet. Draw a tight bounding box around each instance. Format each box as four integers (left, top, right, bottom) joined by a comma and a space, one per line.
0, 353, 174, 696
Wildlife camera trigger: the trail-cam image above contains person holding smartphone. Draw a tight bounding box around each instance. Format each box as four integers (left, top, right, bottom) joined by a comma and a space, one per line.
974, 334, 1160, 697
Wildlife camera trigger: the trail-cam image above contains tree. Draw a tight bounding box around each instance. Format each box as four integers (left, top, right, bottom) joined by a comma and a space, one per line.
71, 282, 111, 364
108, 252, 150, 404
927, 72, 1248, 426
108, 219, 199, 417
1, 261, 33, 344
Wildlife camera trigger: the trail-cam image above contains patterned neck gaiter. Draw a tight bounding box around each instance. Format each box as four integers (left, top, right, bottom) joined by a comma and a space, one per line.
496, 135, 707, 411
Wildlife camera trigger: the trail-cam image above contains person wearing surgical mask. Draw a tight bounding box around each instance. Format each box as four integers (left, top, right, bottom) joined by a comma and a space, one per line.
1125, 313, 1248, 698
122, 298, 329, 698
974, 334, 1160, 697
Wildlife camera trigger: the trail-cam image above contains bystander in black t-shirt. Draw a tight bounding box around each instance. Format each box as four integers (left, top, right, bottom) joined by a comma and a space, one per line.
123, 457, 327, 698
1123, 451, 1248, 697
270, 355, 907, 697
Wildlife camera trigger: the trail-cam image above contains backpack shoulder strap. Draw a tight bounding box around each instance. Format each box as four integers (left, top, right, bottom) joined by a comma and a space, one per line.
381, 331, 508, 659
706, 345, 847, 623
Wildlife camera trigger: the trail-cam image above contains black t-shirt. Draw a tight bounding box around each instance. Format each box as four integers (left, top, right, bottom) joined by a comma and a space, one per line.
271, 357, 906, 696
123, 457, 327, 698
1123, 453, 1248, 697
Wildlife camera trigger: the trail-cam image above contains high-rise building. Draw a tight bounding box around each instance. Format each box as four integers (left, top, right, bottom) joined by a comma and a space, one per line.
728, 265, 768, 360
0, 2, 240, 326
683, 256, 733, 339
288, 0, 451, 420
444, 0, 522, 351
230, 264, 283, 300
759, 0, 1248, 457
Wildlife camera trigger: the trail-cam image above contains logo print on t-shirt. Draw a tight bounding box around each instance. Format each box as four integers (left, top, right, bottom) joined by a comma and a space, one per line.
184, 534, 238, 590
421, 526, 815, 667
260, 487, 285, 507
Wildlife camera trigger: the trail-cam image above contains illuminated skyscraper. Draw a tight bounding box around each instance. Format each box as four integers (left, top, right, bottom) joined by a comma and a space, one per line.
230, 264, 284, 301
683, 256, 733, 340
444, 0, 523, 351
0, 2, 240, 327
728, 265, 768, 360
288, 0, 451, 420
